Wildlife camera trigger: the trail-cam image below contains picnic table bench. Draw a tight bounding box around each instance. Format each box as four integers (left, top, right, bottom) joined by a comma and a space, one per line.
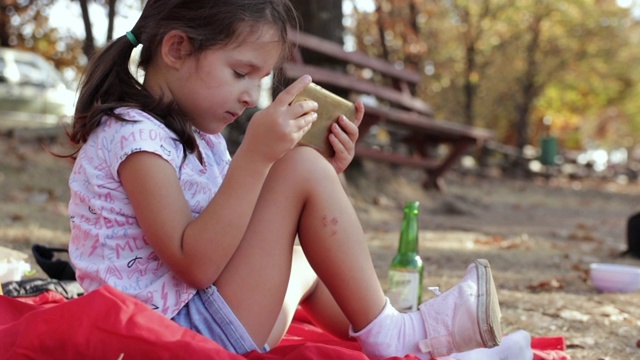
281, 30, 494, 191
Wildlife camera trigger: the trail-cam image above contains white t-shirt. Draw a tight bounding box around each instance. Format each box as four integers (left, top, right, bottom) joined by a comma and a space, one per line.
68, 108, 231, 318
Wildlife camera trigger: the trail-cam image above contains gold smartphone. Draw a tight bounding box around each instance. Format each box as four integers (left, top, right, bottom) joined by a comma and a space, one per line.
292, 83, 356, 158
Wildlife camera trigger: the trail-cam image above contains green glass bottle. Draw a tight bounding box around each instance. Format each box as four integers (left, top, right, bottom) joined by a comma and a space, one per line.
387, 201, 424, 312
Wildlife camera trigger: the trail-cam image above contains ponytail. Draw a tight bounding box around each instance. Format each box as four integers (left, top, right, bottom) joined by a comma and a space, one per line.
69, 31, 197, 156
71, 34, 143, 145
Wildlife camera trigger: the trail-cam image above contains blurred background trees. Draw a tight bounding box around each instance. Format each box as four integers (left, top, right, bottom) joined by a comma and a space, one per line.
2, 0, 640, 167
0, 0, 140, 81
0, 0, 85, 74
347, 0, 640, 159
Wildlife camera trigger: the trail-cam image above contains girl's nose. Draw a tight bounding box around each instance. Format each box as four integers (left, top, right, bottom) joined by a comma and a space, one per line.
240, 86, 260, 108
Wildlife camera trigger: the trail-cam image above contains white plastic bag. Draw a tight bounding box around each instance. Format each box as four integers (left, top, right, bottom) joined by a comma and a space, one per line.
441, 330, 533, 360
0, 245, 31, 283
0, 261, 31, 283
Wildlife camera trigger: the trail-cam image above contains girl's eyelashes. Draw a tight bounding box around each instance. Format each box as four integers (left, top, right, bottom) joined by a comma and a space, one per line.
233, 70, 247, 79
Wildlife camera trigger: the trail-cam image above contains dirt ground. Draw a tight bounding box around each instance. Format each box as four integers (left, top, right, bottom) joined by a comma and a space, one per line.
1, 129, 640, 359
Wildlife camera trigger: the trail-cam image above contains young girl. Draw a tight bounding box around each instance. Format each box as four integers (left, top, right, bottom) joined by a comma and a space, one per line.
66, 0, 502, 358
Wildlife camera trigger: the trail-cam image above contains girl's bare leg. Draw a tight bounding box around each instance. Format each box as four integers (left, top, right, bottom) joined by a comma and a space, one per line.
299, 276, 351, 340
214, 146, 386, 348
266, 246, 350, 347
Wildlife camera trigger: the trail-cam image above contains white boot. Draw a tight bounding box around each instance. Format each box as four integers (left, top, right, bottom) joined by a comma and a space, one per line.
418, 259, 502, 358
351, 259, 502, 360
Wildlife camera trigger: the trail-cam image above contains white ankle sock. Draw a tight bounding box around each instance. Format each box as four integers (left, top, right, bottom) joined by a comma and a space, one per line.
350, 298, 429, 359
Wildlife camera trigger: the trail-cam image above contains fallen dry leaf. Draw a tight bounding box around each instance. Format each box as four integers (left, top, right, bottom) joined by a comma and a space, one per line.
527, 278, 564, 292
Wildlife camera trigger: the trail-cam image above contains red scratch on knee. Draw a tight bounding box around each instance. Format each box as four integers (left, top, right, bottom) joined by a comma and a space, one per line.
322, 216, 339, 226
321, 216, 340, 236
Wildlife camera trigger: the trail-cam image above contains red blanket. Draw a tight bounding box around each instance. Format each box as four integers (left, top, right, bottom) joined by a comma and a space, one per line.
0, 285, 569, 360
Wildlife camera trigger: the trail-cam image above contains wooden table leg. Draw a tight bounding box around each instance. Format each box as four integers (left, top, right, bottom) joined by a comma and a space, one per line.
423, 140, 475, 192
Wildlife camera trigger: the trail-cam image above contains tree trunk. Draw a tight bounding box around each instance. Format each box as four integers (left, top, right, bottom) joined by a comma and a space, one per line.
375, 3, 390, 62
106, 0, 117, 42
515, 16, 541, 152
463, 41, 477, 126
79, 0, 95, 58
288, 0, 346, 97
289, 0, 343, 44
0, 4, 9, 47
510, 16, 542, 176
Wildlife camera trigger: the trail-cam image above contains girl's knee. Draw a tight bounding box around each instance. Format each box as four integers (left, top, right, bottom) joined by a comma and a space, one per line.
271, 146, 335, 180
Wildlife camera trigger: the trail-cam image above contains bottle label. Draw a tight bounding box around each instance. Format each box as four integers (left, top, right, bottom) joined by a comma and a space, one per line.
387, 269, 420, 312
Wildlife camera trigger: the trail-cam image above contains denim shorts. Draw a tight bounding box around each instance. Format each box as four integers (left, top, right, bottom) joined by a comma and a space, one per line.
171, 285, 268, 354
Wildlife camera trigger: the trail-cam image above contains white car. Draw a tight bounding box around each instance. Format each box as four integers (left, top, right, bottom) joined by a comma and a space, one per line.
0, 47, 76, 129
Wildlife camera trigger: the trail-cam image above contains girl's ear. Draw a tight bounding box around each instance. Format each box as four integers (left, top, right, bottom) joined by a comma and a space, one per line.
161, 30, 192, 69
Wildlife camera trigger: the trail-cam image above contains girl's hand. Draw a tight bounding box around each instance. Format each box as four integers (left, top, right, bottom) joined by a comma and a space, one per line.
327, 100, 364, 173
241, 75, 317, 164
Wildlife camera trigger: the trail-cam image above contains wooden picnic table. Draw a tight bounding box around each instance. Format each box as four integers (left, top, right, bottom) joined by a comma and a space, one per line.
281, 30, 494, 192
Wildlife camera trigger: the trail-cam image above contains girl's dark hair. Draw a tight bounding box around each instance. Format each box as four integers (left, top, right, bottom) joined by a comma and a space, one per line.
70, 0, 298, 155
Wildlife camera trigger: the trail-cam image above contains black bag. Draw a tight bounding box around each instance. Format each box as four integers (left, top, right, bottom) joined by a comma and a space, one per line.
31, 244, 76, 281
621, 212, 640, 259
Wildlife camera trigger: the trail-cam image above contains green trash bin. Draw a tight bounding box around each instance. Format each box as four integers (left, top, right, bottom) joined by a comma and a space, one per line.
540, 136, 558, 166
